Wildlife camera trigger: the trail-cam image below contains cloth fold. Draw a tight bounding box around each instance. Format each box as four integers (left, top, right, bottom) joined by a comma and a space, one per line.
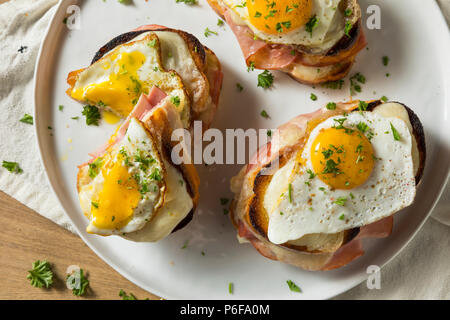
0, 0, 448, 299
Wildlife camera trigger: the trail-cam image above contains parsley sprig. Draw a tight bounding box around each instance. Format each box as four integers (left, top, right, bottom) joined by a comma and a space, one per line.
82, 105, 101, 126
257, 70, 274, 89
27, 260, 53, 289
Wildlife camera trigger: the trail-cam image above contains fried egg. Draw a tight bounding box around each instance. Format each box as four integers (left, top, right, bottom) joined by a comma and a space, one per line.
223, 0, 345, 49
68, 34, 190, 127
78, 118, 166, 236
265, 111, 416, 244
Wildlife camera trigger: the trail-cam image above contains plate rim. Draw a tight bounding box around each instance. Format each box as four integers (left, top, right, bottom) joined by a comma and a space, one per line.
33, 0, 450, 300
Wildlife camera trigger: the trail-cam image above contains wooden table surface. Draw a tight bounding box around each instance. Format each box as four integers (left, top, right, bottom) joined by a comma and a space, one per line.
0, 191, 158, 300
0, 0, 158, 300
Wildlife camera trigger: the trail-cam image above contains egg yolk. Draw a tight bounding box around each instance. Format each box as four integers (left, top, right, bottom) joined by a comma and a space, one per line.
310, 127, 375, 189
71, 51, 148, 117
91, 153, 141, 230
246, 0, 314, 35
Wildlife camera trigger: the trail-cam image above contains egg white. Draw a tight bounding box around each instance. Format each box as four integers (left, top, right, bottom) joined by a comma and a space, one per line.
266, 111, 416, 245
222, 0, 345, 50
79, 118, 165, 236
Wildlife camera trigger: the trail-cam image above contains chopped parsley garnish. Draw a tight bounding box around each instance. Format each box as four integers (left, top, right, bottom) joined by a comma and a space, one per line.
67, 268, 89, 296
119, 289, 137, 300
20, 114, 34, 125
322, 149, 333, 159
276, 21, 292, 33
170, 96, 181, 107
181, 240, 189, 249
310, 93, 317, 101
260, 110, 270, 119
150, 168, 162, 181
148, 39, 157, 48
91, 202, 99, 209
27, 260, 53, 289
217, 19, 224, 26
381, 96, 388, 102
358, 100, 368, 111
58, 105, 64, 111
390, 122, 401, 141
204, 27, 218, 37
229, 282, 234, 294
322, 159, 341, 175
339, 214, 345, 220
344, 9, 353, 16
326, 102, 337, 110
356, 121, 369, 133
349, 73, 365, 95
286, 280, 302, 293
236, 83, 244, 92
2, 161, 23, 174
356, 143, 363, 153
257, 70, 274, 89
305, 15, 319, 37
334, 197, 347, 206
247, 61, 255, 72
306, 169, 316, 179
88, 158, 102, 178
175, 0, 197, 5
267, 129, 272, 137
82, 105, 101, 126
344, 21, 353, 37
382, 56, 389, 66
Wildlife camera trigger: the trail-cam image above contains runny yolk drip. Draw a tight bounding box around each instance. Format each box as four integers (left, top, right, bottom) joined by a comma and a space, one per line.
71, 51, 147, 117
310, 127, 375, 190
91, 153, 141, 230
246, 0, 314, 35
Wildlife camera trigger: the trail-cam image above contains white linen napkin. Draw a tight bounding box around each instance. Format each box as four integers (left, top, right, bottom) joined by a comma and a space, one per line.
0, 0, 448, 299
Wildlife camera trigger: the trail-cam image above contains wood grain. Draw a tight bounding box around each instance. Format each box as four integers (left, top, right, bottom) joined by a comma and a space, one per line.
0, 191, 159, 300
0, 0, 158, 300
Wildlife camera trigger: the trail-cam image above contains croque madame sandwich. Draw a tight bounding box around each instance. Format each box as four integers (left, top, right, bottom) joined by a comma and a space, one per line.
67, 25, 223, 129
77, 87, 200, 240
68, 26, 223, 240
207, 0, 366, 84
230, 100, 426, 270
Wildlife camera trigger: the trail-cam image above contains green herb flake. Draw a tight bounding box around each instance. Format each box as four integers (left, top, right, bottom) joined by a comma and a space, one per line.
257, 70, 274, 89
326, 102, 337, 110
390, 122, 401, 141
286, 280, 302, 293
82, 105, 101, 126
20, 114, 34, 125
2, 161, 23, 174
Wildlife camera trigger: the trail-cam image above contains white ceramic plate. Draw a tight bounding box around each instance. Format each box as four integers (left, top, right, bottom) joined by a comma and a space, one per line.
34, 0, 450, 299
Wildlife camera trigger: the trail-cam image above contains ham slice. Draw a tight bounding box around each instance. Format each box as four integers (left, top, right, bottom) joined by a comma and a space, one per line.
222, 8, 365, 71
224, 10, 296, 70
86, 86, 167, 162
